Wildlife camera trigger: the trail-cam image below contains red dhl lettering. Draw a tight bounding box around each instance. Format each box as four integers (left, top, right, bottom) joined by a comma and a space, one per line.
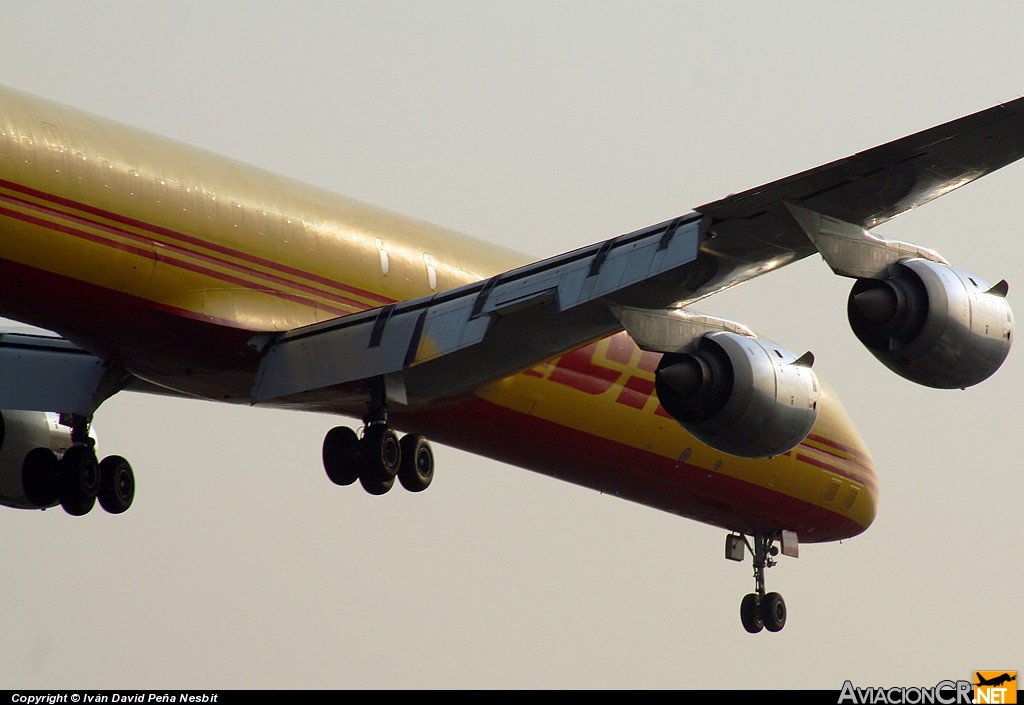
525, 334, 672, 417
547, 342, 620, 394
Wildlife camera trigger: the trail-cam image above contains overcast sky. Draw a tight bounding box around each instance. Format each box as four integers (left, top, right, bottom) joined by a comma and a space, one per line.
1, 1, 1021, 690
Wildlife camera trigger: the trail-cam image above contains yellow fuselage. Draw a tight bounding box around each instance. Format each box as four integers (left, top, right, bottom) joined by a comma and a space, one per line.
0, 85, 877, 541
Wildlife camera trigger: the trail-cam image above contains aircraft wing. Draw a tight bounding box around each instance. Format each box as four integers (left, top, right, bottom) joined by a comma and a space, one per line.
252, 96, 1024, 409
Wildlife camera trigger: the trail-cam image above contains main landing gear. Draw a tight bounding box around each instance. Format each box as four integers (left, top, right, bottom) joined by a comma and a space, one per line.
321, 385, 433, 495
22, 414, 135, 516
726, 530, 797, 634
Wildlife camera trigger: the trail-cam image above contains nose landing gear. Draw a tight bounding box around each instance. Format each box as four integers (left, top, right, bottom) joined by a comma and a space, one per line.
726, 530, 798, 634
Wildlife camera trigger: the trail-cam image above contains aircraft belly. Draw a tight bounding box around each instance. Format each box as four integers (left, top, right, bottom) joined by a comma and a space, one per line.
0, 258, 262, 395
396, 394, 868, 543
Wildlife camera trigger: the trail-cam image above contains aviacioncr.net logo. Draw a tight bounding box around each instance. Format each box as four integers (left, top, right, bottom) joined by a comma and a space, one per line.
838, 680, 974, 704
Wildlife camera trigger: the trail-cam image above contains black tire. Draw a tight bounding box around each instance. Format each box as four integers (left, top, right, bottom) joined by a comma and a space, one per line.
740, 593, 764, 634
22, 447, 59, 507
98, 455, 135, 514
358, 473, 395, 495
322, 426, 361, 486
58, 445, 100, 514
398, 434, 433, 492
361, 425, 401, 481
762, 591, 787, 632
61, 494, 95, 517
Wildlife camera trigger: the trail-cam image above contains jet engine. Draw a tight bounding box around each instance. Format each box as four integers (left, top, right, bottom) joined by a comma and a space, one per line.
847, 259, 1013, 389
0, 409, 73, 509
655, 332, 820, 458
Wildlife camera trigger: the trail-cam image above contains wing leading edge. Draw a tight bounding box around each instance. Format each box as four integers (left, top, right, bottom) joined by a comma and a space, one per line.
693, 96, 1024, 295
251, 97, 1024, 409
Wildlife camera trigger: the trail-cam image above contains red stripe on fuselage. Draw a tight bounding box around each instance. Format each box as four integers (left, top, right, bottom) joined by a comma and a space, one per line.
0, 203, 358, 317
805, 431, 873, 465
0, 177, 393, 306
0, 190, 373, 313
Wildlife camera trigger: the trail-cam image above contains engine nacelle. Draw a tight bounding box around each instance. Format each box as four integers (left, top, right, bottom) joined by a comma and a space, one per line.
0, 410, 73, 509
654, 332, 820, 458
848, 258, 1013, 389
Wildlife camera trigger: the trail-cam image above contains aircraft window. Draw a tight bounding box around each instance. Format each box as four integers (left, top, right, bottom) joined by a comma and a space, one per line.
377, 238, 390, 275
424, 253, 438, 290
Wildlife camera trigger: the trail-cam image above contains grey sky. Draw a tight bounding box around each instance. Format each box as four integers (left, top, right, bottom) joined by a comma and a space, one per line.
0, 1, 1021, 689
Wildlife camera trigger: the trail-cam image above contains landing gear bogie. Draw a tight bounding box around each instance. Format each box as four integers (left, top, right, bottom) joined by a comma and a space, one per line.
321, 423, 435, 496
22, 412, 136, 517
321, 377, 436, 496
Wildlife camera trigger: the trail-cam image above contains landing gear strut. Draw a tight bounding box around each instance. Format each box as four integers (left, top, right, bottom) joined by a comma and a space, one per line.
727, 531, 796, 634
321, 378, 434, 495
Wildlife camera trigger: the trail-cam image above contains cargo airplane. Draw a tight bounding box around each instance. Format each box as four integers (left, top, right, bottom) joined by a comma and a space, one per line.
0, 85, 1020, 634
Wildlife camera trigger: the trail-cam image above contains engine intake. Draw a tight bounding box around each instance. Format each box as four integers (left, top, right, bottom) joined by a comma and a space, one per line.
655, 332, 819, 458
848, 259, 1013, 389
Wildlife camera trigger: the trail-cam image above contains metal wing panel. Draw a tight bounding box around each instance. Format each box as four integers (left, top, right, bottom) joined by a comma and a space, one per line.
696, 97, 1024, 259
0, 332, 124, 414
